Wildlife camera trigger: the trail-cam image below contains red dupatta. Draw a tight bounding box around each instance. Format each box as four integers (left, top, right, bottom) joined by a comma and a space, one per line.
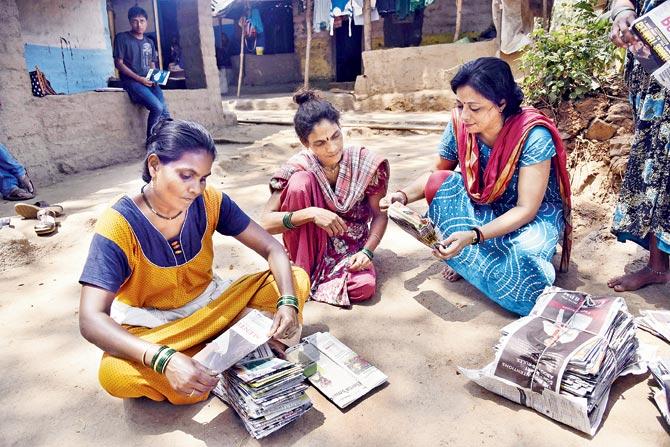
452, 106, 573, 272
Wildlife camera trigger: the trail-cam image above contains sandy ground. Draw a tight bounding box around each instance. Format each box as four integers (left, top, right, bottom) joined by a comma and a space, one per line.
1, 122, 669, 447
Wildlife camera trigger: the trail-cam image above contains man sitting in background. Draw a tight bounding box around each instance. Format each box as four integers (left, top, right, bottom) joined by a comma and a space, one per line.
114, 6, 170, 138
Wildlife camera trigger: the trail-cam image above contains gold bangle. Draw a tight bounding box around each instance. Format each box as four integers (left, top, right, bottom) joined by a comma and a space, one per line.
141, 346, 152, 367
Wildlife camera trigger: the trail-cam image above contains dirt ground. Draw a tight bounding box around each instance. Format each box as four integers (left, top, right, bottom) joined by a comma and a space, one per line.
0, 122, 668, 447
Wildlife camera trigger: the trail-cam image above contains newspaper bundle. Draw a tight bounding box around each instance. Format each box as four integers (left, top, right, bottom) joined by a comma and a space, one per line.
636, 309, 670, 343
629, 1, 670, 89
649, 358, 670, 427
387, 201, 442, 249
286, 332, 388, 408
460, 287, 645, 436
214, 343, 313, 439
192, 309, 273, 373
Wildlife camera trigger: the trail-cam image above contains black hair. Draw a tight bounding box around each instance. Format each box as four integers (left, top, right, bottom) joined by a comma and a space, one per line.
450, 57, 523, 119
142, 119, 216, 183
292, 89, 341, 143
128, 6, 148, 21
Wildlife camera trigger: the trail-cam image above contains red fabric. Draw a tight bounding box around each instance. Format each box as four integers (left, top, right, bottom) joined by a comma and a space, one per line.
452, 107, 573, 272
425, 170, 453, 205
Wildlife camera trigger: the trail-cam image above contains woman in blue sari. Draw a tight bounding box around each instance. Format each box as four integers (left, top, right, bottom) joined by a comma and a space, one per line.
383, 58, 572, 316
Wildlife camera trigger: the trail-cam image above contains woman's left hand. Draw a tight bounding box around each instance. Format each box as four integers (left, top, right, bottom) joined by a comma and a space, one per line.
432, 231, 474, 260
348, 251, 372, 272
269, 305, 299, 340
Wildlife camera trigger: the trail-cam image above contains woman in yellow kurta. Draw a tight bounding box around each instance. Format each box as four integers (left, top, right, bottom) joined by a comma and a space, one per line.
78, 119, 309, 405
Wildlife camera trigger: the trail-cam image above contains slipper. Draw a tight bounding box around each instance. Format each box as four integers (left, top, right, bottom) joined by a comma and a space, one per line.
15, 201, 63, 219
34, 209, 57, 236
3, 187, 34, 201
19, 174, 35, 195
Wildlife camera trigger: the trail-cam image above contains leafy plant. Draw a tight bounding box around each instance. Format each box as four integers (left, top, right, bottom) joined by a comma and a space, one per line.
521, 0, 622, 108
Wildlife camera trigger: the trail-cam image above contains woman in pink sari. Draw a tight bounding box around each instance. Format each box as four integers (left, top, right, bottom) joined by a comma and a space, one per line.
261, 90, 389, 306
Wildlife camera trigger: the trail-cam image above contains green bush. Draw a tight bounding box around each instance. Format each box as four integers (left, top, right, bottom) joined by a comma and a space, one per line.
521, 0, 621, 108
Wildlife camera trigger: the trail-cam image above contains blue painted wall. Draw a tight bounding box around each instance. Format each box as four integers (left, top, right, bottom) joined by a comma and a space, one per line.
21, 0, 114, 94
24, 44, 115, 94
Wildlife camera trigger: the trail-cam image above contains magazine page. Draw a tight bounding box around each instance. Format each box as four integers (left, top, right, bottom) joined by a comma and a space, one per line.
146, 68, 171, 86
387, 201, 441, 249
630, 2, 670, 79
304, 332, 388, 390
193, 310, 273, 373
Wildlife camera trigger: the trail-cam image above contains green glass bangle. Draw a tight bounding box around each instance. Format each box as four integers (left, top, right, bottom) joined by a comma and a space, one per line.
360, 247, 374, 260
282, 212, 295, 229
277, 298, 299, 308
150, 345, 169, 370
155, 348, 177, 374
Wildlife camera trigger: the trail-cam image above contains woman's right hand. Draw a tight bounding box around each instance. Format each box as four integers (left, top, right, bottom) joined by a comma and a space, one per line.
309, 207, 347, 236
610, 5, 638, 49
379, 191, 407, 212
164, 352, 219, 397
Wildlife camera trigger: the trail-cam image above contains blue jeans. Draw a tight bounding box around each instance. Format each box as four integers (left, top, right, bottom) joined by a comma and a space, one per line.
0, 143, 26, 197
122, 79, 171, 138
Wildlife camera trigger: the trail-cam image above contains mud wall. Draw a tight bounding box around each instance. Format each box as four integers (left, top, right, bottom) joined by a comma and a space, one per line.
0, 0, 232, 189
356, 39, 497, 96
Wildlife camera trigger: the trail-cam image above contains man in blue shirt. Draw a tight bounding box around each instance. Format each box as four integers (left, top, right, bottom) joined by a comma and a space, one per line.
114, 6, 170, 138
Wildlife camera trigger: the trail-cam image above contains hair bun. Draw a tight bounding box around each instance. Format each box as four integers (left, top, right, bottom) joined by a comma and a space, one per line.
293, 88, 320, 105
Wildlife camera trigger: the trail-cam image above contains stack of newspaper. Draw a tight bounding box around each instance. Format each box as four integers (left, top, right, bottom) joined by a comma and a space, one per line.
214, 344, 312, 439
286, 332, 388, 408
191, 310, 312, 438
649, 358, 670, 427
387, 201, 442, 248
460, 287, 644, 436
636, 309, 670, 343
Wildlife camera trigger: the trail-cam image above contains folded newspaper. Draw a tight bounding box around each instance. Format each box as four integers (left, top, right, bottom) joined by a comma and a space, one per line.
459, 286, 645, 436
387, 201, 442, 249
630, 1, 670, 89
285, 332, 388, 408
213, 344, 312, 439
192, 309, 273, 374
649, 358, 670, 427
636, 309, 670, 344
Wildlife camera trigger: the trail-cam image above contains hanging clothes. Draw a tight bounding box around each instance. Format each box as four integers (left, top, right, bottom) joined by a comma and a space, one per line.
351, 0, 380, 26
330, 0, 354, 36
313, 0, 332, 33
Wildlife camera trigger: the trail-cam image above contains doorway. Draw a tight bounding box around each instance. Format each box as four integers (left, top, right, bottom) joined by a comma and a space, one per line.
335, 21, 362, 82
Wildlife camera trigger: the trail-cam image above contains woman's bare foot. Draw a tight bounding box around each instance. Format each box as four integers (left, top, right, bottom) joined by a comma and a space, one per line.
441, 265, 462, 282
607, 265, 669, 292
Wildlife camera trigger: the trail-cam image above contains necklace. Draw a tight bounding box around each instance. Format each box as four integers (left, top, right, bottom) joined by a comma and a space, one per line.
141, 184, 183, 220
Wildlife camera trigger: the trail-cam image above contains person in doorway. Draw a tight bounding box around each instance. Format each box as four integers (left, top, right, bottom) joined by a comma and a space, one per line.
260, 90, 389, 307
382, 57, 572, 316
606, 0, 670, 291
114, 6, 170, 138
0, 142, 35, 201
78, 119, 309, 404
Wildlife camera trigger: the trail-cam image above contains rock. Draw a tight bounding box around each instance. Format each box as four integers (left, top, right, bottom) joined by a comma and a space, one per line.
609, 135, 633, 157
585, 118, 617, 141
557, 102, 589, 139
574, 96, 608, 119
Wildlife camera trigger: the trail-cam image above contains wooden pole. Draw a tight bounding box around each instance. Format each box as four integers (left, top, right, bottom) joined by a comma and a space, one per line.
152, 0, 163, 70
237, 19, 245, 97
542, 0, 549, 30
304, 0, 313, 89
363, 0, 372, 51
454, 0, 463, 42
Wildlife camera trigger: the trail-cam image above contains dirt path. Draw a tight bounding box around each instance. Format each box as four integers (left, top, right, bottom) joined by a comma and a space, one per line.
0, 124, 668, 446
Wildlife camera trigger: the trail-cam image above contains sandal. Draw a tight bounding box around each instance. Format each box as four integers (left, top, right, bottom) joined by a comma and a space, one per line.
3, 187, 34, 201
19, 174, 35, 194
15, 201, 63, 219
34, 209, 57, 236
